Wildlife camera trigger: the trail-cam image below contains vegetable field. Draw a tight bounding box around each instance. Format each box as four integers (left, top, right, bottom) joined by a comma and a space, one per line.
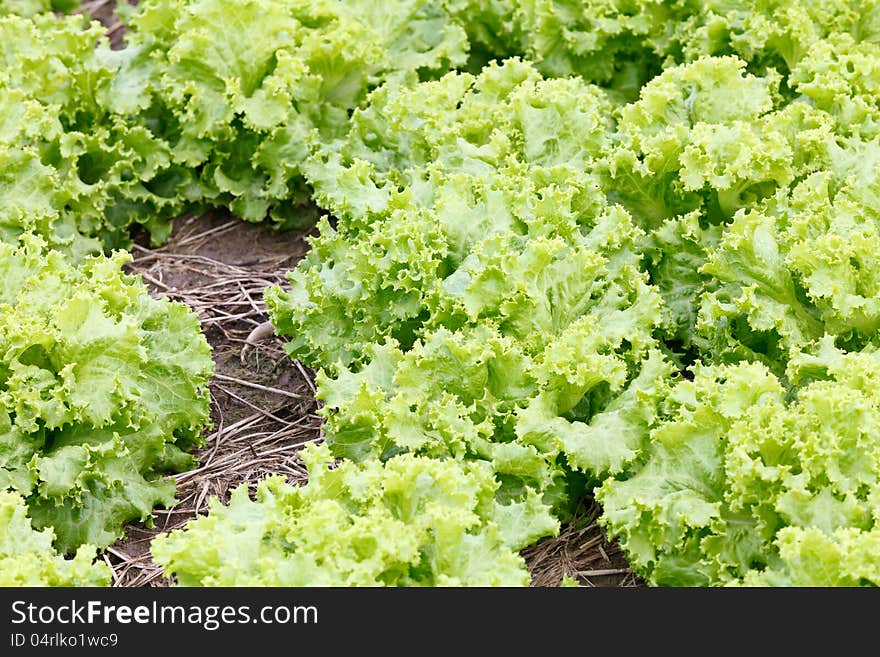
3, 0, 880, 587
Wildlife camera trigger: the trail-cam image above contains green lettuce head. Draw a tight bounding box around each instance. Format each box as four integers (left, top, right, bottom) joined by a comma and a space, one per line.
0, 234, 214, 553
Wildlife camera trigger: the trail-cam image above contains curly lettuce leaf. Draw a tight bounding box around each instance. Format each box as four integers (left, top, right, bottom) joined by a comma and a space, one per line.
0, 0, 59, 16
269, 60, 617, 367
606, 55, 845, 362
672, 1, 880, 74
0, 234, 214, 553
639, 211, 720, 346
605, 56, 830, 228
152, 444, 544, 586
695, 136, 880, 369
441, 1, 880, 93
113, 0, 469, 228
302, 58, 611, 221
790, 33, 880, 140
269, 59, 672, 522
0, 490, 110, 587
738, 527, 880, 586
599, 347, 880, 586
0, 13, 192, 252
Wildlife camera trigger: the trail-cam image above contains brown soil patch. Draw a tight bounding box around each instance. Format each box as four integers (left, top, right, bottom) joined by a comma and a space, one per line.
109, 211, 322, 586
524, 499, 641, 587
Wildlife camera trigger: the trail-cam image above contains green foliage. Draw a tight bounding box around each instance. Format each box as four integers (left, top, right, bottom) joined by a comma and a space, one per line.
152, 444, 545, 586
0, 490, 110, 586
111, 0, 470, 230
0, 12, 195, 254
0, 235, 214, 553
0, 0, 470, 254
265, 2, 880, 588
267, 62, 673, 521
271, 59, 617, 365
599, 344, 880, 586
0, 0, 69, 16
5, 0, 880, 587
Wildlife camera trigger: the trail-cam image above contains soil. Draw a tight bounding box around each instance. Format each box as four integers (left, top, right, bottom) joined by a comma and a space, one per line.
110, 211, 322, 586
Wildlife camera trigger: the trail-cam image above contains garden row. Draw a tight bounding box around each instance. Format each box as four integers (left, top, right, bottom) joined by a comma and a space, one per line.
2, 0, 880, 586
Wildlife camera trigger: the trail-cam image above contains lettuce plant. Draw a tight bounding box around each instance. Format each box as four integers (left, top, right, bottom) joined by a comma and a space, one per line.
0, 235, 213, 553
599, 342, 880, 586
0, 491, 110, 586
267, 61, 673, 518
152, 444, 545, 586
